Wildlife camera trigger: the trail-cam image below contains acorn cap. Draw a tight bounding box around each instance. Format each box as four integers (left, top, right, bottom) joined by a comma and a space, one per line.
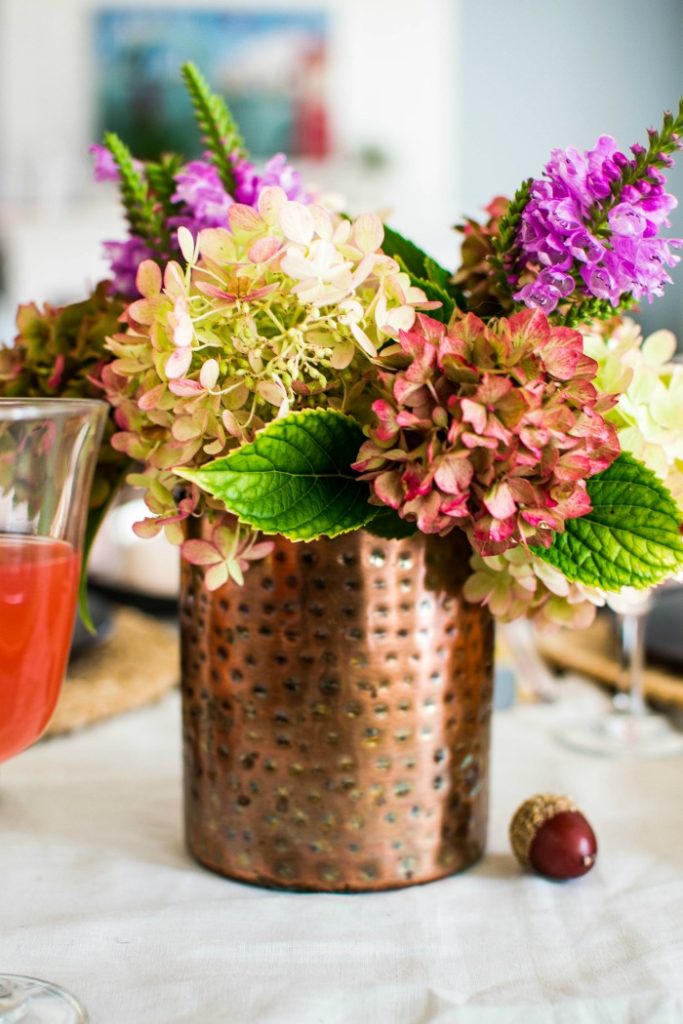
509, 793, 577, 867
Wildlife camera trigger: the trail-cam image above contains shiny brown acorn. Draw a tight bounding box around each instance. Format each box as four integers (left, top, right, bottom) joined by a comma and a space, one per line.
509, 794, 597, 880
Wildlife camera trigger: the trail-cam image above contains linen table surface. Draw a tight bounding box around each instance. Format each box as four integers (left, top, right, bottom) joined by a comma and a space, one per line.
1, 684, 682, 1024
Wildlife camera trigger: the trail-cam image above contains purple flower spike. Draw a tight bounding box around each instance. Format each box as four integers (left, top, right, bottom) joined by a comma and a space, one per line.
168, 153, 310, 230
103, 237, 156, 299
512, 133, 682, 311
92, 134, 312, 296
234, 153, 310, 205
89, 143, 120, 183
171, 153, 309, 225
171, 160, 234, 230
90, 143, 144, 183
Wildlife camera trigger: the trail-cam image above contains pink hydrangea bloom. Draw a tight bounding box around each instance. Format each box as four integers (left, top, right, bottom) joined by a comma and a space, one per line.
353, 309, 620, 555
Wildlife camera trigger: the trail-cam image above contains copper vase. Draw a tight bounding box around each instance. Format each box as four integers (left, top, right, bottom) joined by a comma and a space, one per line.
179, 527, 494, 892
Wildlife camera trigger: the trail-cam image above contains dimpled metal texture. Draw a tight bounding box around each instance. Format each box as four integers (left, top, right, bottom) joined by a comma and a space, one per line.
180, 527, 494, 892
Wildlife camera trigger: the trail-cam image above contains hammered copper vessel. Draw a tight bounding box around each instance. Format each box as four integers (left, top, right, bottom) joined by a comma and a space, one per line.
180, 527, 494, 892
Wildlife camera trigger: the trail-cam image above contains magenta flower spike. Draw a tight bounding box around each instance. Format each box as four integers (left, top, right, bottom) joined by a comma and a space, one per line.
510, 122, 682, 315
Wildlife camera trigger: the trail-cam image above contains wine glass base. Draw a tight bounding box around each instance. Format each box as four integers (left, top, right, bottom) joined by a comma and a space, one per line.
558, 711, 683, 759
0, 975, 88, 1023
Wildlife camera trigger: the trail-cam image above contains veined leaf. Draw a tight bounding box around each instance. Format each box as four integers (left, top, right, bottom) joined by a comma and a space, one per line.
533, 453, 683, 590
176, 409, 376, 541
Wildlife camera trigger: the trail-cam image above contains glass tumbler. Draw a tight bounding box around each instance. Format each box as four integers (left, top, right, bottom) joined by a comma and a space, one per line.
0, 398, 107, 1024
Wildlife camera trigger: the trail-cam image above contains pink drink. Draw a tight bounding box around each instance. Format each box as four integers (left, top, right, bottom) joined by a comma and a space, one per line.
0, 535, 79, 761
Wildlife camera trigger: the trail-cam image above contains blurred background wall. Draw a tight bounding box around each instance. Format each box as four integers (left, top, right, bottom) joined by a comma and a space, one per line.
0, 0, 681, 340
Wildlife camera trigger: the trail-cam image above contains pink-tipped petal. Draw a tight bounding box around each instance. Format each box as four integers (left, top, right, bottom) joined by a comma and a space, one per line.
228, 204, 263, 234
132, 517, 163, 539
248, 236, 282, 264
169, 378, 204, 397
136, 260, 162, 299
374, 470, 404, 509
434, 453, 473, 495
165, 347, 193, 380
181, 540, 221, 566
483, 482, 517, 520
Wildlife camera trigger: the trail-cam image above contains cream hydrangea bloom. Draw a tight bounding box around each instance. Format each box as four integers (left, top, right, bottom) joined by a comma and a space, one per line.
583, 317, 683, 508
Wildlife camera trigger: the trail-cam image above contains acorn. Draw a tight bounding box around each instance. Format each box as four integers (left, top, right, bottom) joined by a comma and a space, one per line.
510, 794, 597, 880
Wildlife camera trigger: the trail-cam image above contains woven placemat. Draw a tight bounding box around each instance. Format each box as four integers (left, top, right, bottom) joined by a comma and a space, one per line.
46, 607, 179, 736
536, 614, 683, 709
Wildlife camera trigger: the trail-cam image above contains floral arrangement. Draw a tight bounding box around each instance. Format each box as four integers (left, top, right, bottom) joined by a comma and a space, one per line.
2, 63, 683, 629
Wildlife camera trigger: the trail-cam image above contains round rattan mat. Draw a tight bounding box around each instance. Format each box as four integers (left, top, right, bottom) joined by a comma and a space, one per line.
46, 607, 179, 736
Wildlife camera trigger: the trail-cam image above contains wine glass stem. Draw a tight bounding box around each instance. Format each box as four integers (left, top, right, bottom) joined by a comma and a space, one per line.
619, 610, 648, 716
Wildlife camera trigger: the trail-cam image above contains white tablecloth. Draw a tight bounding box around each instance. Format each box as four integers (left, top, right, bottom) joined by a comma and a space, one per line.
2, 684, 683, 1024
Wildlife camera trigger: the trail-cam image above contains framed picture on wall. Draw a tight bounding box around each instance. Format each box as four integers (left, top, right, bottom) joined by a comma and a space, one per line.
94, 8, 331, 161
0, 0, 455, 317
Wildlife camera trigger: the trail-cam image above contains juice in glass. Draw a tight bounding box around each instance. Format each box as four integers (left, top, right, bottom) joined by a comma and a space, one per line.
0, 535, 79, 761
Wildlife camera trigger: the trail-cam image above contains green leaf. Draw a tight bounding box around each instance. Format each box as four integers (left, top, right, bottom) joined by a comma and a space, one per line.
145, 152, 185, 221
181, 62, 246, 194
533, 453, 683, 591
382, 225, 435, 280
176, 410, 377, 541
423, 256, 452, 291
366, 507, 418, 540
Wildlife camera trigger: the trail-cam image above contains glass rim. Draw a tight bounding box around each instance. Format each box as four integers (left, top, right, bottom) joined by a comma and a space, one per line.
0, 397, 108, 421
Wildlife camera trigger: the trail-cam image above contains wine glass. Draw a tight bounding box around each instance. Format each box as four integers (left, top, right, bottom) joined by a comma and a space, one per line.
559, 586, 683, 758
0, 398, 107, 1024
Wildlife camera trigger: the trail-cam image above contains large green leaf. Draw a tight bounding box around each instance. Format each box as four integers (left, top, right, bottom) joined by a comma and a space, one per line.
176, 409, 377, 541
533, 453, 683, 590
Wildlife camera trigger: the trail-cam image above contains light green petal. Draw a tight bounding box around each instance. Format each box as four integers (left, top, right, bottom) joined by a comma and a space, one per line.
642, 329, 677, 366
